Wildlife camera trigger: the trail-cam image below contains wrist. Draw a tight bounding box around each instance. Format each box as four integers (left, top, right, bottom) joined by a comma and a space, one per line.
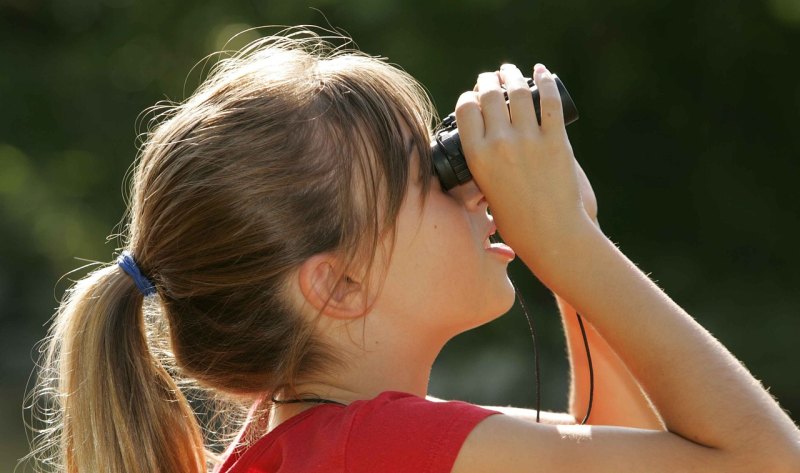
515, 213, 602, 286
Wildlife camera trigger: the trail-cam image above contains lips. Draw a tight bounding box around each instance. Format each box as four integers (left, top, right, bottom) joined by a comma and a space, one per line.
483, 222, 497, 249
482, 219, 516, 260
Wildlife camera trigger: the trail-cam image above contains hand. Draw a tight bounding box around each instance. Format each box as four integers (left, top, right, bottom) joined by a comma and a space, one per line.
455, 63, 595, 255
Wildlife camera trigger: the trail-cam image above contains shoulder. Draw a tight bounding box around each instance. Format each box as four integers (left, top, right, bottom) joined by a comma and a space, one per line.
345, 391, 499, 473
351, 391, 498, 426
217, 392, 504, 473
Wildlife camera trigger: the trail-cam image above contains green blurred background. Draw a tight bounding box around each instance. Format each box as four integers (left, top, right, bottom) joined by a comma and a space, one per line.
2, 0, 799, 469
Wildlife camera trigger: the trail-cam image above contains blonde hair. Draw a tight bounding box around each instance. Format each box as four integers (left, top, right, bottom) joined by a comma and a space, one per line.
27, 27, 437, 473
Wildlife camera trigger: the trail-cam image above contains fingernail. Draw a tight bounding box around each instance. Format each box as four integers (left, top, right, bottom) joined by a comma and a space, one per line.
500, 63, 518, 70
534, 63, 548, 75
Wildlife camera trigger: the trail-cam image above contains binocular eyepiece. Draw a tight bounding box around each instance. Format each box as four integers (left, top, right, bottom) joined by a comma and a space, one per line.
431, 75, 579, 191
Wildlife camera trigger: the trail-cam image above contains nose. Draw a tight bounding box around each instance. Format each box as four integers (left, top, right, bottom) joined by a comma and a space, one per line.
448, 180, 487, 212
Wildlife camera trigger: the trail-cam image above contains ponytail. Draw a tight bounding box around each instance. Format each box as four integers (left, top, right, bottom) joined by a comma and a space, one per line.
31, 262, 205, 473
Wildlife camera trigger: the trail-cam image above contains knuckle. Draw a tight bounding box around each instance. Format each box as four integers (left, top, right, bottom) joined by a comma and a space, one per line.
508, 87, 531, 102
478, 88, 504, 104
455, 97, 480, 118
477, 71, 500, 85
456, 91, 479, 108
539, 92, 561, 107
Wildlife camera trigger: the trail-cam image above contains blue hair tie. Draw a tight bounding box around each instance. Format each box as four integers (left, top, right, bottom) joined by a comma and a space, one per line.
117, 251, 157, 297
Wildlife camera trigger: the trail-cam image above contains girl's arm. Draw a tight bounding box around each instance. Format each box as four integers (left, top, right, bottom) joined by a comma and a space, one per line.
430, 296, 666, 430
557, 294, 663, 429
425, 395, 577, 425
557, 164, 663, 430
454, 218, 800, 473
450, 64, 800, 472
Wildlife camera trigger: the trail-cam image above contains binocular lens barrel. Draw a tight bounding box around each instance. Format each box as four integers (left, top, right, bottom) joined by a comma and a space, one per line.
431, 75, 579, 191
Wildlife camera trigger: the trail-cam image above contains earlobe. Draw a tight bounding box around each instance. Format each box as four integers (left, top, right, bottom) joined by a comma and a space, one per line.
297, 254, 367, 320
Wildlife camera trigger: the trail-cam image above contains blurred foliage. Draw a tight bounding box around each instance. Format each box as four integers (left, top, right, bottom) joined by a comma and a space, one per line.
1, 0, 799, 468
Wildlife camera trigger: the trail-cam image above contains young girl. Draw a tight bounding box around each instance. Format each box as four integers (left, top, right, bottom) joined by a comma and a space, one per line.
30, 29, 799, 472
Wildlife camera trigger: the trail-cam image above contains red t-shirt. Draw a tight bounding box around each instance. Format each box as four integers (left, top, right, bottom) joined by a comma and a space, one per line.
215, 391, 499, 473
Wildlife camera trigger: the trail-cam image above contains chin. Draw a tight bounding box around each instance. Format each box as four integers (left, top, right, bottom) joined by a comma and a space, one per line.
490, 273, 516, 312
490, 279, 517, 319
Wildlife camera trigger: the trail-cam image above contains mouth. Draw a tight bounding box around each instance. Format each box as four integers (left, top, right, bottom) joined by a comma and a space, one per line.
483, 223, 497, 249
482, 220, 516, 260
483, 222, 497, 249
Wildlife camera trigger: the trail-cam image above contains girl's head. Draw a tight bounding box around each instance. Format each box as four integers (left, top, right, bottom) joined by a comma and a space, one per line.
128, 30, 437, 395
31, 29, 443, 473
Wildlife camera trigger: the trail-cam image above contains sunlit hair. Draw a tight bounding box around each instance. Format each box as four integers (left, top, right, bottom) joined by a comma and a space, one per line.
26, 26, 437, 473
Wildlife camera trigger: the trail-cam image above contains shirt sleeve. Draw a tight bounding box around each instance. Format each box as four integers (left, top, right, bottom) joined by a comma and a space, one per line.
344, 392, 500, 473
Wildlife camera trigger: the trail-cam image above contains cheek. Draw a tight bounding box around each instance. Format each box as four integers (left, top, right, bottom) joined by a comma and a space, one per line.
422, 218, 476, 273
382, 194, 484, 302
391, 219, 471, 292
423, 214, 483, 290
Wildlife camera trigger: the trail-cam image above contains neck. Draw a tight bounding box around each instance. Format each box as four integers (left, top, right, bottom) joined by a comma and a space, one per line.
268, 336, 442, 432
297, 325, 444, 403
282, 311, 451, 405
266, 308, 453, 432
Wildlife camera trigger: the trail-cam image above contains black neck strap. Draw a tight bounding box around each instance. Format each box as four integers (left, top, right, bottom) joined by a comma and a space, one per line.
271, 396, 347, 407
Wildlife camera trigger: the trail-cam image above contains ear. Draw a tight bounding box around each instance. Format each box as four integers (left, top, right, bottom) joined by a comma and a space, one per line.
297, 253, 367, 320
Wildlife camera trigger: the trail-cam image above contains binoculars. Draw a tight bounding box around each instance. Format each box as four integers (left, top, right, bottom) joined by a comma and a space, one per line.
431, 75, 579, 190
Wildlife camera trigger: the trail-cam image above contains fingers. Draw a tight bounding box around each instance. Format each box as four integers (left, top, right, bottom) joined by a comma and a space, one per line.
466, 63, 563, 135
457, 63, 564, 158
455, 91, 484, 152
475, 72, 509, 136
533, 63, 565, 131
498, 64, 538, 130
456, 71, 507, 153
